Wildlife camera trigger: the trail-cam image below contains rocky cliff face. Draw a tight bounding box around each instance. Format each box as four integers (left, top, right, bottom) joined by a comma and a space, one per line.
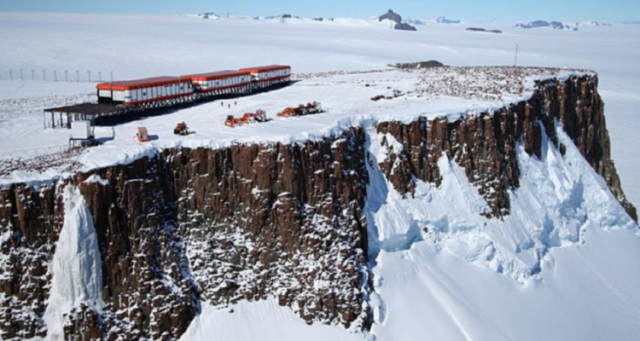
0, 128, 371, 340
376, 75, 636, 221
0, 75, 635, 340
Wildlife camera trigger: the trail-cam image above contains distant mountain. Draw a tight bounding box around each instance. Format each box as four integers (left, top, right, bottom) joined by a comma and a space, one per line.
264, 14, 300, 20
379, 9, 402, 24
466, 27, 502, 34
404, 17, 425, 25
405, 17, 462, 25
515, 20, 576, 30
436, 16, 461, 24
378, 9, 417, 31
576, 20, 612, 27
191, 12, 220, 20
621, 20, 640, 25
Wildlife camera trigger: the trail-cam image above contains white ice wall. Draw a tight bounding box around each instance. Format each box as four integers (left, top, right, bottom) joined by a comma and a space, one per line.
43, 185, 104, 340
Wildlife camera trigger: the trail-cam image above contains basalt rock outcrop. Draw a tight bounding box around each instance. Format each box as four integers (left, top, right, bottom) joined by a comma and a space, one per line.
0, 128, 371, 340
0, 75, 636, 340
378, 9, 417, 31
376, 75, 637, 221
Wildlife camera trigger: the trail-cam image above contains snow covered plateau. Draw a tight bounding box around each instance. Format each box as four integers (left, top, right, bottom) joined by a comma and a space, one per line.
0, 12, 639, 341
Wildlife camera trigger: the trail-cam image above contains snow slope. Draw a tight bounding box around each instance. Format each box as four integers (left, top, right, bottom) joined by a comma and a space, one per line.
370, 226, 640, 341
182, 299, 365, 341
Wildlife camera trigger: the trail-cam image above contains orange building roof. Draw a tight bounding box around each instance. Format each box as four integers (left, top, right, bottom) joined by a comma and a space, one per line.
240, 65, 291, 73
184, 70, 251, 81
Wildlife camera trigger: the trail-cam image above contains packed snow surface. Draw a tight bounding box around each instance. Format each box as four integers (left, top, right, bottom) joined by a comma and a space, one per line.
0, 12, 639, 341
180, 299, 364, 341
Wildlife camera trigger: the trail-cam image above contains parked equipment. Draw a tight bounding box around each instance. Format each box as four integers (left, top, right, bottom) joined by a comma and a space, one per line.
248, 109, 267, 122
69, 120, 99, 148
224, 109, 268, 128
137, 127, 150, 142
277, 102, 323, 117
174, 122, 191, 135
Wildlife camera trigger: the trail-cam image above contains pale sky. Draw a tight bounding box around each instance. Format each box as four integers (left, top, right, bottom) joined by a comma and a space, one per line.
0, 0, 639, 22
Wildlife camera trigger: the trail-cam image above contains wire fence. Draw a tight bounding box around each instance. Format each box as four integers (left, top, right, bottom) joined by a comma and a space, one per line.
0, 69, 116, 83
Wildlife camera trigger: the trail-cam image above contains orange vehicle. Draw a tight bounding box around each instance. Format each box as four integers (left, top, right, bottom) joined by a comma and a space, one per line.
276, 107, 298, 117
174, 122, 190, 135
224, 109, 267, 128
224, 115, 243, 128
277, 102, 323, 117
247, 109, 267, 122
137, 127, 150, 142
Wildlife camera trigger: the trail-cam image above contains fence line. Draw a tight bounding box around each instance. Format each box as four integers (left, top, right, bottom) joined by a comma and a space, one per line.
0, 69, 115, 83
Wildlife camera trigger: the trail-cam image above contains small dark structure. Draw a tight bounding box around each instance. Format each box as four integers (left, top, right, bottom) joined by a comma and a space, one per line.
43, 103, 125, 128
466, 27, 503, 34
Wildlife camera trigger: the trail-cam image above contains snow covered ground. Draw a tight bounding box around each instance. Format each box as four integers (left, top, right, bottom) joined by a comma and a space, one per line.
0, 12, 638, 206
1, 12, 639, 341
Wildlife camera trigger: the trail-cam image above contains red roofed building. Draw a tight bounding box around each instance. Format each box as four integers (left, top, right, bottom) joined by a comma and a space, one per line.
97, 76, 192, 106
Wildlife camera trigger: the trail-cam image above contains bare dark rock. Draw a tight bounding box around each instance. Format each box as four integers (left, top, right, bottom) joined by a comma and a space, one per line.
379, 9, 417, 31
392, 60, 445, 69
395, 23, 417, 31
374, 75, 637, 221
466, 27, 502, 34
379, 9, 402, 24
515, 20, 574, 30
